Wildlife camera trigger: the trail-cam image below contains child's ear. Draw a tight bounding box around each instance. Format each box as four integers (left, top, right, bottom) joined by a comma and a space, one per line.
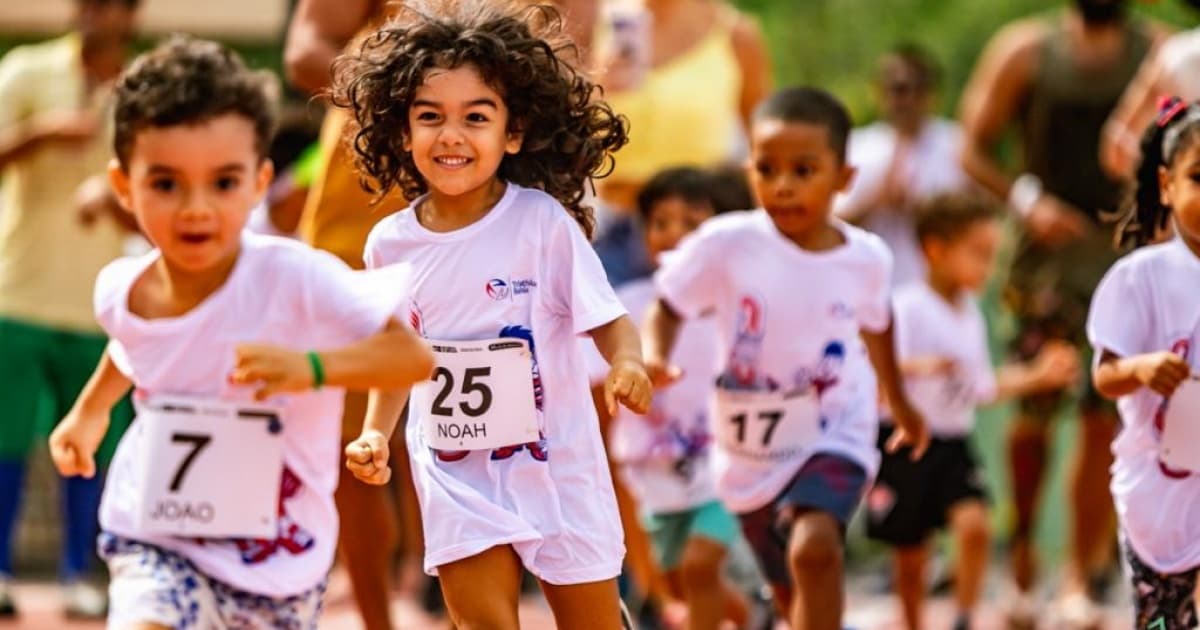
505, 128, 524, 155
837, 163, 857, 193
255, 158, 275, 199
1159, 164, 1173, 207
402, 132, 413, 153
106, 159, 134, 213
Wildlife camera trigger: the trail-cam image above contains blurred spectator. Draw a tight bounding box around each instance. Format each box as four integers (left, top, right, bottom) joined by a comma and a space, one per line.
835, 44, 970, 287
0, 0, 140, 618
707, 163, 756, 214
592, 0, 771, 286
284, 2, 599, 628
958, 0, 1168, 625
1102, 0, 1200, 178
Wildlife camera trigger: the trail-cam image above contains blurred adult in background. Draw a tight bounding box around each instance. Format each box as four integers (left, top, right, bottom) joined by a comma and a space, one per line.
834, 44, 970, 288
0, 0, 140, 618
591, 0, 771, 286
1102, 0, 1200, 179
958, 0, 1168, 625
284, 2, 598, 628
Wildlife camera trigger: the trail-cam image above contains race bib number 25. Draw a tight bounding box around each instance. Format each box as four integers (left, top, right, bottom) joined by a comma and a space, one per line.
413, 338, 540, 451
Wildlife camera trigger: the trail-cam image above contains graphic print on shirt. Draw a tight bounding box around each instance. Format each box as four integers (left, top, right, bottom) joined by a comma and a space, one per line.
1154, 337, 1192, 479
718, 293, 776, 391
785, 340, 848, 431
232, 467, 315, 564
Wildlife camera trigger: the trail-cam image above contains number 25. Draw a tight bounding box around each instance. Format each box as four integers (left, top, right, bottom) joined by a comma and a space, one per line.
431, 367, 493, 417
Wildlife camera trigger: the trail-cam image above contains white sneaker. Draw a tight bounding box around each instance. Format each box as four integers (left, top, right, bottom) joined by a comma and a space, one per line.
1055, 591, 1103, 629
1005, 591, 1039, 630
0, 576, 16, 618
63, 580, 106, 619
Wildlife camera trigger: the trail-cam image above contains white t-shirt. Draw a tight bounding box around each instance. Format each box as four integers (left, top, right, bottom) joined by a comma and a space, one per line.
364, 183, 627, 584
1087, 237, 1200, 574
891, 283, 996, 437
94, 234, 405, 597
834, 119, 969, 287
1159, 29, 1200, 100
588, 278, 720, 514
655, 210, 891, 513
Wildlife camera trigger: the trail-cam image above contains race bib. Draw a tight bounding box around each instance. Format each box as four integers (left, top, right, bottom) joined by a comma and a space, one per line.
413, 338, 540, 451
135, 396, 284, 539
1161, 378, 1200, 471
906, 374, 974, 421
712, 388, 820, 462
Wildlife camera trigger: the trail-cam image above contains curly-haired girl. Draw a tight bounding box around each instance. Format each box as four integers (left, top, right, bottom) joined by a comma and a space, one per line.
333, 2, 650, 628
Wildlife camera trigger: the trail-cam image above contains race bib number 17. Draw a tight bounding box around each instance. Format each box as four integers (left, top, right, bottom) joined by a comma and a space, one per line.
713, 389, 821, 462
135, 396, 284, 539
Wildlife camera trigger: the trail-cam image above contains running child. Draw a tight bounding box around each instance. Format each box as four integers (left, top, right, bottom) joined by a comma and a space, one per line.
643, 86, 930, 630
591, 167, 749, 630
46, 35, 434, 629
864, 191, 1079, 630
334, 2, 650, 629
1088, 97, 1200, 630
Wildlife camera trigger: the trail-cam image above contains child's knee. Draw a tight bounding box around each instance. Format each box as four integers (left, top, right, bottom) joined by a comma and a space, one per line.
678, 539, 724, 590
953, 504, 991, 551
786, 511, 842, 577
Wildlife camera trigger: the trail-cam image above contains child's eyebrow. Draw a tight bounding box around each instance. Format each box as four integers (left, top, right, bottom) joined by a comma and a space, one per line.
463, 98, 499, 109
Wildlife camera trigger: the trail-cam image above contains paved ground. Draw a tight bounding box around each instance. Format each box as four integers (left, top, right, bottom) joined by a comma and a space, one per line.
0, 566, 1136, 629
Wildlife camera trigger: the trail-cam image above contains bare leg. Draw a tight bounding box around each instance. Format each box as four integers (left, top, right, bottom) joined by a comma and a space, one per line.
949, 500, 991, 621
1007, 417, 1049, 595
1070, 410, 1118, 595
786, 511, 844, 630
678, 537, 747, 630
893, 543, 928, 630
438, 545, 523, 630
540, 577, 623, 630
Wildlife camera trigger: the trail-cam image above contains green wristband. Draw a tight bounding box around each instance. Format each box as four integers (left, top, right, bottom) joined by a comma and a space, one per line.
307, 351, 325, 389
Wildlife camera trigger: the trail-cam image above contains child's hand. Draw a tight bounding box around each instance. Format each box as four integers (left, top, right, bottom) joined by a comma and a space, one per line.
1031, 340, 1081, 392
48, 408, 109, 479
886, 400, 930, 461
1133, 351, 1191, 397
230, 344, 314, 401
605, 358, 652, 416
644, 356, 683, 389
345, 430, 391, 486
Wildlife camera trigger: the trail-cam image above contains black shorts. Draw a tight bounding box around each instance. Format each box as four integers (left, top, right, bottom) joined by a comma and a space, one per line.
1126, 541, 1198, 630
864, 424, 988, 548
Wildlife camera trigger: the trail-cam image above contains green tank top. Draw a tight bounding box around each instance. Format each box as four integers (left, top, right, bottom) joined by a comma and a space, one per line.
1020, 17, 1152, 222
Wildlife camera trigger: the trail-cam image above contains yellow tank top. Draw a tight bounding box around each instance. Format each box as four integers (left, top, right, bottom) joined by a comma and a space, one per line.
603, 8, 742, 185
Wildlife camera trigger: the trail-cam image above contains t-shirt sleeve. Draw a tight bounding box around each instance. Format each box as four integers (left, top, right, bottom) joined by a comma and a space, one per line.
1087, 258, 1150, 362
654, 224, 723, 319
0, 48, 31, 131
92, 258, 139, 378
543, 210, 626, 335
303, 249, 409, 346
969, 302, 998, 404
858, 235, 894, 332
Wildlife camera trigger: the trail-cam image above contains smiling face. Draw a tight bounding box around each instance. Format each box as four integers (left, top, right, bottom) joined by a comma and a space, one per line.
747, 117, 854, 244
108, 113, 271, 275
405, 64, 523, 202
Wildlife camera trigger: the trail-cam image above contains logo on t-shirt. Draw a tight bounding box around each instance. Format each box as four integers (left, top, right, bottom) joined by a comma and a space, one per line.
486, 278, 510, 300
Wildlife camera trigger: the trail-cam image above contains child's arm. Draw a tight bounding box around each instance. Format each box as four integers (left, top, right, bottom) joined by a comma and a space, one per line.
589, 315, 652, 416
345, 387, 412, 486
989, 340, 1080, 403
1094, 349, 1191, 400
900, 356, 957, 378
863, 320, 930, 458
49, 349, 132, 478
230, 318, 434, 401
642, 298, 686, 388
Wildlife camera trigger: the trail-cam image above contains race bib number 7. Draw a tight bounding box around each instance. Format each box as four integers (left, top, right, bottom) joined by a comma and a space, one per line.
135, 396, 284, 539
413, 338, 540, 451
713, 389, 821, 462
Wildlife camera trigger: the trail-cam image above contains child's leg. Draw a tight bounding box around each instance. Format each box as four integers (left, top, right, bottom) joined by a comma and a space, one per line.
786, 509, 844, 630
1007, 415, 1050, 593
678, 537, 731, 630
1124, 542, 1198, 630
438, 545, 523, 630
539, 577, 623, 630
948, 499, 990, 619
893, 543, 928, 630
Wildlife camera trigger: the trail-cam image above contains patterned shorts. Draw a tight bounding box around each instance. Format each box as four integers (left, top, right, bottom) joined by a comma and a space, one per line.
100, 533, 326, 630
1126, 541, 1198, 630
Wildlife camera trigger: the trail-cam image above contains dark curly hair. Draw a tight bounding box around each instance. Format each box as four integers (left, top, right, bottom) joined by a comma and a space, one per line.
1114, 97, 1200, 248
331, 0, 628, 238
112, 34, 278, 169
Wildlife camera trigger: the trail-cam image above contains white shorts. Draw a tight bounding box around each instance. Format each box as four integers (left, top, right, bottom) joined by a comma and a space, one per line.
100, 534, 325, 629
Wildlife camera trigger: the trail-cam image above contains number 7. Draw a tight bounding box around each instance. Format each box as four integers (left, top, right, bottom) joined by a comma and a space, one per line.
169, 433, 212, 492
